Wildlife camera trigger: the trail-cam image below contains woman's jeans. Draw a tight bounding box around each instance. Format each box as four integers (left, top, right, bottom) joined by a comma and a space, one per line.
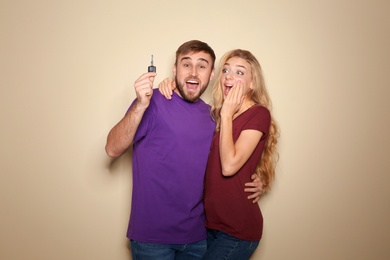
130, 239, 207, 260
202, 229, 260, 260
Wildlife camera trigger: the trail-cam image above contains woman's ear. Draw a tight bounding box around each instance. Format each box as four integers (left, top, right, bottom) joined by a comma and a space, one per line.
250, 81, 255, 90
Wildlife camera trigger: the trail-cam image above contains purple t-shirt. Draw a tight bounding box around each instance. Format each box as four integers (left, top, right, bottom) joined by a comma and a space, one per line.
127, 89, 215, 244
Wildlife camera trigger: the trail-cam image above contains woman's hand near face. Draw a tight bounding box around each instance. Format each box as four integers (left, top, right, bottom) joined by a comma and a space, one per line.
221, 80, 245, 118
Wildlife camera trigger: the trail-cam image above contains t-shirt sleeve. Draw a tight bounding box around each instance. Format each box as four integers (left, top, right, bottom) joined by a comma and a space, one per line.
242, 106, 271, 140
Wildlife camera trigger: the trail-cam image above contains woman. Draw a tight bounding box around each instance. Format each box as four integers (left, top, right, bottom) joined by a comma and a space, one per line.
202, 49, 279, 259
159, 49, 279, 259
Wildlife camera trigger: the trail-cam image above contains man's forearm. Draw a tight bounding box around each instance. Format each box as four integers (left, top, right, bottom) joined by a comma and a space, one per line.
105, 101, 147, 158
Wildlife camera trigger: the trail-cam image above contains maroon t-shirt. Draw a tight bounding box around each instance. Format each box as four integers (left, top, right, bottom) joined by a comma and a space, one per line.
204, 105, 271, 241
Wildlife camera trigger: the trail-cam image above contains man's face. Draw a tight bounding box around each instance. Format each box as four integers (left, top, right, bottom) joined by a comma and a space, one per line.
173, 51, 215, 102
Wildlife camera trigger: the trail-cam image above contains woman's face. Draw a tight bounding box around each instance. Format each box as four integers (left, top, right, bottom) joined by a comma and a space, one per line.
220, 56, 253, 98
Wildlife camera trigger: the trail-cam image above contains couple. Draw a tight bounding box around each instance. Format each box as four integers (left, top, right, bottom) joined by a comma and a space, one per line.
105, 40, 279, 260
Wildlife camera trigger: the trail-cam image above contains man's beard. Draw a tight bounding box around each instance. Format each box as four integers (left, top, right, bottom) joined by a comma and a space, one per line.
175, 78, 209, 103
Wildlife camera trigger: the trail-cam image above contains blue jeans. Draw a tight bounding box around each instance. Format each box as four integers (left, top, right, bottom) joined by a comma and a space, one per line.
202, 229, 260, 260
130, 239, 207, 260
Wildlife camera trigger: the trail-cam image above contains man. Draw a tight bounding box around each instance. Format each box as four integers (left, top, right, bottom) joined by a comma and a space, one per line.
105, 40, 262, 259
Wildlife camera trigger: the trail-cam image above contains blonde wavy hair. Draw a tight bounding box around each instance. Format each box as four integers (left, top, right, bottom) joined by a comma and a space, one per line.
210, 49, 280, 192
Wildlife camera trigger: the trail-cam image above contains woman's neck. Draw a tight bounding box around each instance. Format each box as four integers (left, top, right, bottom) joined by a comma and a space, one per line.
233, 98, 255, 119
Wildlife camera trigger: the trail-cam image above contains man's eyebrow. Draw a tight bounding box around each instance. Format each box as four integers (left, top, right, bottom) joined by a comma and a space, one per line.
180, 57, 192, 62
198, 58, 209, 64
180, 57, 209, 64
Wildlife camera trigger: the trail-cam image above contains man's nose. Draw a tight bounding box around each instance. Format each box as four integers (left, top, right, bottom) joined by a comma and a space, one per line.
191, 67, 198, 76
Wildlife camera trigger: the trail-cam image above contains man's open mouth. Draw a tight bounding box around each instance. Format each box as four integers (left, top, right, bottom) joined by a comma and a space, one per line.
186, 80, 200, 90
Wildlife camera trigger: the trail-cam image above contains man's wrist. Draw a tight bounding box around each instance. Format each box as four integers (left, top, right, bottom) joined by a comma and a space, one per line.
134, 99, 149, 112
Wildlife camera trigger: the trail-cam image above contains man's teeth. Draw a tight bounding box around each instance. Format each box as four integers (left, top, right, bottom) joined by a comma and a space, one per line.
187, 80, 199, 84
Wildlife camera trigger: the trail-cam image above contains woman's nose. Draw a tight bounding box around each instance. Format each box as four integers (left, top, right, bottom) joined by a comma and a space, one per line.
225, 72, 233, 80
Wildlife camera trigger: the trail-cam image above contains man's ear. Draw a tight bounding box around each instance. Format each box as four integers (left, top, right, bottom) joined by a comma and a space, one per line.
209, 68, 215, 81
173, 64, 177, 77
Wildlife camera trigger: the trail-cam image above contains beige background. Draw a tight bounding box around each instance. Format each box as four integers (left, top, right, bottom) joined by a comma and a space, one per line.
1, 0, 389, 259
